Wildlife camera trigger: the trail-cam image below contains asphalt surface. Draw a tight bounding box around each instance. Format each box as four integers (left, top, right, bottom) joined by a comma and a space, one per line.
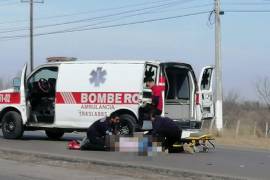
0, 158, 139, 180
0, 131, 270, 180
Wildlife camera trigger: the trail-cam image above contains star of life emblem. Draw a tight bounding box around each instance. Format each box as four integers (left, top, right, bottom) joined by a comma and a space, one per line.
89, 67, 107, 87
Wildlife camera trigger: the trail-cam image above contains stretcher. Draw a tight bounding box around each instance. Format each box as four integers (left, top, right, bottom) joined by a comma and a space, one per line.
172, 132, 215, 153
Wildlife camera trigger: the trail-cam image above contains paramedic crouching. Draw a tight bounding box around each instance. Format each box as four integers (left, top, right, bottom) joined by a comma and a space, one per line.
151, 115, 182, 151
80, 113, 120, 151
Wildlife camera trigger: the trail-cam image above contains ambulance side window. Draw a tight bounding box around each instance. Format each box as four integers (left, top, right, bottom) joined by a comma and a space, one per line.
28, 67, 58, 83
27, 67, 58, 92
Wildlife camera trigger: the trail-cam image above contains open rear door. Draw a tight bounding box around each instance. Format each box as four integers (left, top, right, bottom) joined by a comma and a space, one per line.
20, 64, 28, 123
198, 66, 215, 119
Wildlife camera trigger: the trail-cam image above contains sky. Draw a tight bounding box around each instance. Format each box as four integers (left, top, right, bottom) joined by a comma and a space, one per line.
0, 0, 269, 101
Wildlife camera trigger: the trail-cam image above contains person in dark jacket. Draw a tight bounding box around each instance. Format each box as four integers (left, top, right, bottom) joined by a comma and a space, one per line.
80, 113, 120, 151
151, 116, 182, 151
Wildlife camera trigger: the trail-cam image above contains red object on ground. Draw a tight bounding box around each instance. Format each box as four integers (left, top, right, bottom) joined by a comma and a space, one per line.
68, 140, 81, 150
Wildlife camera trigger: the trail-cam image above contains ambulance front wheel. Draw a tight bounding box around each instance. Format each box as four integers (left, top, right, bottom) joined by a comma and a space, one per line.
2, 111, 24, 139
118, 114, 136, 136
45, 129, 64, 140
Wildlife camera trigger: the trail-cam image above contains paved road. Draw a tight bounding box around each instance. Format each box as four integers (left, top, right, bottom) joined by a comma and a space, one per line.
0, 158, 139, 180
0, 131, 270, 180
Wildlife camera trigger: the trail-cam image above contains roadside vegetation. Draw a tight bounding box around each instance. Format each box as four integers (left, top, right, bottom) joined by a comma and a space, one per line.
204, 77, 270, 150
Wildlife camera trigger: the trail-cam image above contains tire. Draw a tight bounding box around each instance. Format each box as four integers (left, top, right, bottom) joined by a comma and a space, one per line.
2, 111, 24, 139
118, 114, 136, 136
45, 129, 64, 140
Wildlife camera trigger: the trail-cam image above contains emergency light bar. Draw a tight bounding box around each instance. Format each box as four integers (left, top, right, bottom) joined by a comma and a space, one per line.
47, 57, 77, 62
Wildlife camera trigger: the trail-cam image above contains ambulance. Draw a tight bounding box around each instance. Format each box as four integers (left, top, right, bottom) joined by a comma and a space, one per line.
0, 59, 214, 139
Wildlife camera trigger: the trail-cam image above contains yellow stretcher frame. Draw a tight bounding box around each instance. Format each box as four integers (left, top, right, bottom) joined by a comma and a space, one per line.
172, 133, 215, 153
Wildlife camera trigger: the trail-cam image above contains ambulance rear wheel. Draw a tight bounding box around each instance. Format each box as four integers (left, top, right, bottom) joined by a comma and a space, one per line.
118, 114, 136, 136
2, 111, 24, 139
45, 129, 64, 140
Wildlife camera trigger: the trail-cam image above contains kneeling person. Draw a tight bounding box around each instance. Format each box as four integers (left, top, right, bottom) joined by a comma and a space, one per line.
80, 113, 120, 151
151, 116, 182, 151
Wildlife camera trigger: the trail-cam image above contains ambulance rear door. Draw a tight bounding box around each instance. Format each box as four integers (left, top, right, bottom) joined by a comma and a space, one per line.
198, 65, 215, 119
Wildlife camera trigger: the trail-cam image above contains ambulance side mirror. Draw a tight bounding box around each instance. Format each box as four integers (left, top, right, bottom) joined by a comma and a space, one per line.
13, 77, 21, 89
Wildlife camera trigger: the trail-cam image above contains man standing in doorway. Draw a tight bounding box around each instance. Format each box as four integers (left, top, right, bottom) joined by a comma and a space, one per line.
139, 76, 165, 122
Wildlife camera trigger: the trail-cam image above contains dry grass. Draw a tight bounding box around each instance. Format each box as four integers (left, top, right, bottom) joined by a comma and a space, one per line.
212, 129, 270, 151
215, 136, 270, 151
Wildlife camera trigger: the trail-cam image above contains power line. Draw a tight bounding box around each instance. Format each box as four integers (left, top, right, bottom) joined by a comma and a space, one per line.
0, 11, 210, 41
0, 0, 16, 3
38, 0, 194, 20
222, 2, 270, 5
0, 0, 197, 25
0, 1, 20, 7
225, 10, 270, 12
0, 0, 199, 33
154, 2, 213, 14
62, 8, 204, 33
0, 4, 213, 35
67, 4, 213, 32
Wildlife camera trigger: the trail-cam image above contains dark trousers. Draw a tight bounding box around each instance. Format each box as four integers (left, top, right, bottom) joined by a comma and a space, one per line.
163, 136, 180, 149
158, 129, 182, 150
139, 104, 162, 125
80, 136, 106, 151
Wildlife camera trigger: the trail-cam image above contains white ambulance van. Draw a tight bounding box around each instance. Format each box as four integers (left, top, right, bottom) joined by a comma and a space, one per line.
0, 60, 214, 139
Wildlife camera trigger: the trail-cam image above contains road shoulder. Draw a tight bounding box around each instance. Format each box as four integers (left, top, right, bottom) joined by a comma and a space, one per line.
0, 147, 247, 180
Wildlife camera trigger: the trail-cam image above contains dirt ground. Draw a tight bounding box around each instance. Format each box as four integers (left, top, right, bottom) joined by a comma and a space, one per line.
216, 136, 270, 151
203, 127, 270, 151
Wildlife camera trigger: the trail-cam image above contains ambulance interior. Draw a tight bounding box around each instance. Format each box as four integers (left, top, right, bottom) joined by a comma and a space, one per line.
143, 64, 194, 127
26, 67, 58, 124
164, 65, 194, 121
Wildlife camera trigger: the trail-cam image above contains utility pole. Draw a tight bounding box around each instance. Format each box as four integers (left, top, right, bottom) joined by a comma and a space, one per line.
30, 0, 33, 72
214, 0, 223, 134
21, 0, 44, 73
